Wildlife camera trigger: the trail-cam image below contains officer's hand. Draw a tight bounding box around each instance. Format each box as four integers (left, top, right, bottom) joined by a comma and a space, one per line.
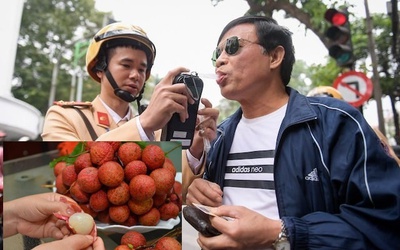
140, 66, 194, 134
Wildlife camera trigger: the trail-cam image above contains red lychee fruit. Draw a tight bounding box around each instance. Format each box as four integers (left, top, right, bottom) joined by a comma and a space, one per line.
153, 193, 168, 208
120, 231, 147, 248
168, 193, 182, 212
138, 207, 160, 226
108, 142, 122, 152
153, 194, 168, 208
77, 167, 102, 193
150, 168, 175, 196
122, 214, 138, 227
54, 161, 67, 177
98, 161, 124, 187
162, 158, 176, 177
89, 189, 110, 212
90, 142, 115, 166
61, 164, 77, 187
124, 160, 147, 182
117, 142, 142, 166
96, 209, 112, 224
55, 174, 68, 195
128, 198, 153, 216
74, 152, 93, 174
109, 204, 130, 224
170, 181, 182, 210
107, 181, 130, 205
129, 174, 156, 201
172, 181, 182, 196
79, 203, 98, 219
57, 142, 79, 156
142, 144, 165, 171
158, 202, 180, 220
69, 181, 90, 203
154, 236, 181, 250
85, 141, 94, 150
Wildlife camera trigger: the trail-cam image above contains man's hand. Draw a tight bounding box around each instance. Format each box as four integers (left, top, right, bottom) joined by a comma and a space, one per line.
197, 205, 281, 250
186, 178, 223, 207
189, 98, 219, 159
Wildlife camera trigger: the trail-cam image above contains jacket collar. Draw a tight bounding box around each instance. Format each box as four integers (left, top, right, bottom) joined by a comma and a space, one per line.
217, 87, 317, 134
280, 87, 317, 131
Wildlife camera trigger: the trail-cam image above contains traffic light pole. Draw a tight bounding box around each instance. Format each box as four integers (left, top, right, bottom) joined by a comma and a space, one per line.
364, 0, 386, 135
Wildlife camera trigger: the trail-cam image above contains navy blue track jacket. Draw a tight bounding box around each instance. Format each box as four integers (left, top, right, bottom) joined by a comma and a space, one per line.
204, 87, 400, 249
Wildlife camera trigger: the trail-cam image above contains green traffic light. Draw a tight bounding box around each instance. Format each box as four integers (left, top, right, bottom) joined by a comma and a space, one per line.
337, 53, 352, 65
328, 44, 353, 66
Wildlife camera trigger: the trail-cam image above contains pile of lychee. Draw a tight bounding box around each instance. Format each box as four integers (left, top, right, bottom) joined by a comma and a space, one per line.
114, 231, 181, 250
54, 141, 182, 227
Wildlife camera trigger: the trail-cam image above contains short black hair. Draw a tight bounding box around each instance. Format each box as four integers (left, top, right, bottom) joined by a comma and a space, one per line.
218, 15, 295, 85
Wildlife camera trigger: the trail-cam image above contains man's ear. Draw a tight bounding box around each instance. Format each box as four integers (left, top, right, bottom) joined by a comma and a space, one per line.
95, 56, 107, 81
96, 70, 104, 80
269, 46, 285, 69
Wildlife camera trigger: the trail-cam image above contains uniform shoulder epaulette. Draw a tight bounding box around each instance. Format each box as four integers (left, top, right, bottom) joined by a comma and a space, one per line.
53, 100, 92, 108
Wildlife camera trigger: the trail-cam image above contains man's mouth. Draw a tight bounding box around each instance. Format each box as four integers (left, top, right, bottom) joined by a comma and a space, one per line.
216, 72, 227, 85
126, 84, 139, 93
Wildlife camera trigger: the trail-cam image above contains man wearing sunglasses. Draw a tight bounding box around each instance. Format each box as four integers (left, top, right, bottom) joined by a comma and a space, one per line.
184, 15, 400, 250
41, 22, 218, 143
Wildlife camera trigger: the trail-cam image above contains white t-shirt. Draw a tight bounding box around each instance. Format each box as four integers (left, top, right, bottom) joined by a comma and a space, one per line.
222, 104, 287, 219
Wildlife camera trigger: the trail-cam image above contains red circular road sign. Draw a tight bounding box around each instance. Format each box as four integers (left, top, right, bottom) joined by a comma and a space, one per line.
333, 71, 373, 107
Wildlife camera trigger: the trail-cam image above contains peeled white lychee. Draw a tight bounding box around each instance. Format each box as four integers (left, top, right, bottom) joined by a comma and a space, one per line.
68, 212, 95, 235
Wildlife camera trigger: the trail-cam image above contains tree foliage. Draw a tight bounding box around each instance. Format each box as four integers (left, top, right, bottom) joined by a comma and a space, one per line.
212, 0, 397, 126
289, 59, 314, 95
12, 0, 106, 115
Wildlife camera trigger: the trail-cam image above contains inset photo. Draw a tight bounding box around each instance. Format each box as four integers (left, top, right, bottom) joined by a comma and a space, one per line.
3, 141, 182, 250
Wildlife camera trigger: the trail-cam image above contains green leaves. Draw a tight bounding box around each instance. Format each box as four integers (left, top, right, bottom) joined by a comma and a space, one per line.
49, 142, 87, 168
13, 0, 106, 114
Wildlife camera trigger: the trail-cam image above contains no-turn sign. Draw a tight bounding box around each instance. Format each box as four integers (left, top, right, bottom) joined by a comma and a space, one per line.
333, 71, 373, 107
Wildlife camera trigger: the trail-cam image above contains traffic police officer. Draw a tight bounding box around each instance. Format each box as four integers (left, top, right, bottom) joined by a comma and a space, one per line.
42, 22, 202, 141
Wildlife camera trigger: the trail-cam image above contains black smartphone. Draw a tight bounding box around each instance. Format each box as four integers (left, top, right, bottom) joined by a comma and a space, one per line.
161, 72, 204, 149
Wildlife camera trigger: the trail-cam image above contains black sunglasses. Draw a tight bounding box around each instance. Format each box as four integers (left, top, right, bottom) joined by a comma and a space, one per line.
211, 36, 261, 66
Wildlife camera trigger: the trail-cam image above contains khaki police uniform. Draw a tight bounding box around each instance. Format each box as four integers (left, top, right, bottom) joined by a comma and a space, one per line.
41, 96, 151, 141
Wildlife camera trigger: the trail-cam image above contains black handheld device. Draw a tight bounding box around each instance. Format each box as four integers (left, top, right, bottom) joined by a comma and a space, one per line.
161, 72, 204, 149
182, 205, 221, 237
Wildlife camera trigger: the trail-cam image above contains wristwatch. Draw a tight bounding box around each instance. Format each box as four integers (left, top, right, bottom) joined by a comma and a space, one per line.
273, 220, 290, 250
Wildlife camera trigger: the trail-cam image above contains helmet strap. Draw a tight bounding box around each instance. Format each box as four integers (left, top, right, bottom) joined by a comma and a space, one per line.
105, 69, 138, 103
136, 85, 147, 114
98, 55, 145, 111
105, 69, 146, 114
